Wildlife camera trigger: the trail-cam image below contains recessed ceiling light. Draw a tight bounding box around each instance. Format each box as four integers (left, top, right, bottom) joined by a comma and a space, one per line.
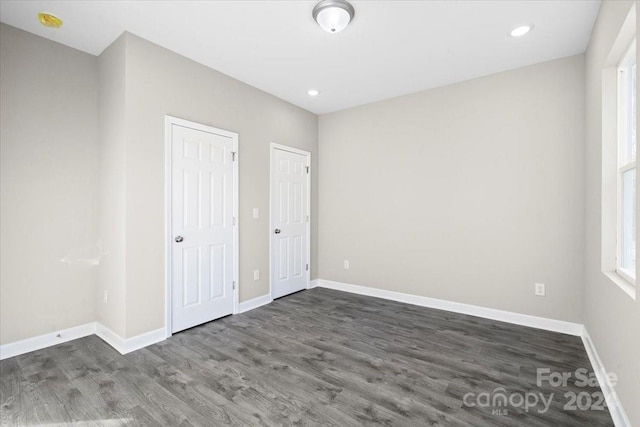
510, 25, 533, 37
38, 12, 63, 28
308, 89, 320, 96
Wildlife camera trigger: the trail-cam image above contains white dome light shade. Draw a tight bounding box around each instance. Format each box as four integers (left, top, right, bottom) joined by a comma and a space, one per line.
510, 25, 533, 37
316, 7, 350, 33
313, 0, 355, 33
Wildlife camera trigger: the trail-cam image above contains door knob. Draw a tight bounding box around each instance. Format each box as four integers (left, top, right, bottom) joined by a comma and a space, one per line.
274, 229, 281, 234
175, 236, 184, 243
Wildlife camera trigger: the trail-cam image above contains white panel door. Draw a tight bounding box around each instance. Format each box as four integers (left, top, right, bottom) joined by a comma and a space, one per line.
271, 147, 309, 299
171, 123, 235, 333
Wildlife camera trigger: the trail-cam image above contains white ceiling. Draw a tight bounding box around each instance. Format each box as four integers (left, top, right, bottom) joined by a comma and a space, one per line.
0, 0, 601, 115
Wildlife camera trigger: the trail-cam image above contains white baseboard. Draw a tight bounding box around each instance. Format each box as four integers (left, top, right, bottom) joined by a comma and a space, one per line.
581, 328, 631, 427
123, 327, 165, 353
95, 323, 165, 355
236, 280, 319, 314
2, 290, 282, 359
0, 322, 96, 360
317, 279, 583, 336
237, 293, 272, 313
95, 322, 126, 354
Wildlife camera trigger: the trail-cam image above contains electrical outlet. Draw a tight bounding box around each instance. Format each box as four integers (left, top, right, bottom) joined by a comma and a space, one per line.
535, 283, 545, 296
253, 208, 259, 219
253, 269, 260, 281
344, 260, 350, 270
103, 290, 109, 304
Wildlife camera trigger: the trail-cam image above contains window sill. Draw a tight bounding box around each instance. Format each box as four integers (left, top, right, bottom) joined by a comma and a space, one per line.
603, 271, 637, 300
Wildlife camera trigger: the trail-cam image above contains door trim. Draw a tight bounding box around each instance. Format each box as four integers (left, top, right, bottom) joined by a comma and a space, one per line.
269, 142, 311, 301
164, 115, 239, 339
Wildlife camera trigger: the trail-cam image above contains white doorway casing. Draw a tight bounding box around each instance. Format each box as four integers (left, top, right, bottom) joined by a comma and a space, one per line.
270, 143, 311, 300
165, 116, 239, 337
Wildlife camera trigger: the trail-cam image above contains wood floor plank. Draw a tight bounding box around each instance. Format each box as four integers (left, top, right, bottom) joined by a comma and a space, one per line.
47, 339, 155, 425
183, 321, 435, 426
152, 332, 359, 426
0, 359, 28, 426
203, 314, 469, 426
0, 288, 614, 426
126, 347, 263, 426
13, 348, 79, 425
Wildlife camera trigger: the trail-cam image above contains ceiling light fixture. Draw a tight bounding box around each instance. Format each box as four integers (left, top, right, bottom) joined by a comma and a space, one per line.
38, 12, 63, 28
308, 89, 320, 96
312, 0, 355, 34
510, 24, 533, 37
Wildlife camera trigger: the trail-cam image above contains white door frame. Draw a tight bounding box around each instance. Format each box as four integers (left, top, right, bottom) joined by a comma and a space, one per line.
269, 142, 311, 300
164, 115, 239, 338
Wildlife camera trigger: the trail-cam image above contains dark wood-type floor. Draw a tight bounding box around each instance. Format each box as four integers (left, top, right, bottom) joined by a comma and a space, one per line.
1, 288, 613, 426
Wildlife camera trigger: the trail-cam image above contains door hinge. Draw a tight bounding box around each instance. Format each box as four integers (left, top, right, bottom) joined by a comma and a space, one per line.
233, 281, 236, 290
306, 166, 309, 174
307, 215, 309, 223
231, 152, 236, 161
306, 264, 309, 271
233, 217, 237, 226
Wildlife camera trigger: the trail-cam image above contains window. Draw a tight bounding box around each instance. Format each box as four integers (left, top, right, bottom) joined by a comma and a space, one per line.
617, 38, 636, 284
602, 7, 636, 298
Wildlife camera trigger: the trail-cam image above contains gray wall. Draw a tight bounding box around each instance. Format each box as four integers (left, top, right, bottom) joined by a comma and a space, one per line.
0, 24, 99, 344
117, 34, 319, 337
97, 34, 127, 337
583, 1, 639, 424
319, 54, 585, 322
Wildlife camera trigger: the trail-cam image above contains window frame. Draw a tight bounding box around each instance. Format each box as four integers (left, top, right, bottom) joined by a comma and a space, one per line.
616, 38, 637, 285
